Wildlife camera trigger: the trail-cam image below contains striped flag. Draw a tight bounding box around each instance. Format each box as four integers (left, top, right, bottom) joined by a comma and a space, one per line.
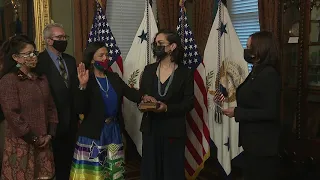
213, 90, 226, 104
176, 0, 210, 179
204, 1, 248, 175
123, 2, 158, 156
88, 1, 123, 77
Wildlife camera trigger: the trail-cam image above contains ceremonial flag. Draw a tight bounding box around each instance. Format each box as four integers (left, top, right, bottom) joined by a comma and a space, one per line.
123, 2, 158, 155
176, 1, 210, 179
88, 0, 123, 76
204, 1, 249, 175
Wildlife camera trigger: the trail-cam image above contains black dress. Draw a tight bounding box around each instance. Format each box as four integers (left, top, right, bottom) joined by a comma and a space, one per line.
141, 73, 187, 180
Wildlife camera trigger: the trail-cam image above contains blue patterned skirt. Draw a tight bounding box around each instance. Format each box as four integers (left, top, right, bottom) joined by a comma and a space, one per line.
70, 120, 125, 180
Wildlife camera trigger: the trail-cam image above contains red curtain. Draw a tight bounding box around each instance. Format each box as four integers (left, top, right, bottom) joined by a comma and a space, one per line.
73, 0, 107, 64
156, 0, 180, 30
192, 0, 215, 56
258, 0, 280, 40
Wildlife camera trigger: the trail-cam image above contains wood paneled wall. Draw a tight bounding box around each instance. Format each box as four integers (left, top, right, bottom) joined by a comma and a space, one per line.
2, 0, 29, 39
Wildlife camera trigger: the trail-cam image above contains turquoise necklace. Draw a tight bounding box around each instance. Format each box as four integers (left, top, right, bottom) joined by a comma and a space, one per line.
95, 76, 109, 98
157, 64, 175, 97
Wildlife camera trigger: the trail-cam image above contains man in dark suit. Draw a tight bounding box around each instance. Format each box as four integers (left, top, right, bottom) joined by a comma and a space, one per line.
36, 23, 78, 180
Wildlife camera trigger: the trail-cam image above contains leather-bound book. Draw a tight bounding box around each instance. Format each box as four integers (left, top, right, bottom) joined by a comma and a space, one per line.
139, 102, 160, 111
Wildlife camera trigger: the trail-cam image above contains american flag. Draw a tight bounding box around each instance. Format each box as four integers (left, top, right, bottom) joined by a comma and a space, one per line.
88, 1, 123, 77
176, 0, 210, 178
214, 85, 226, 103
214, 92, 226, 104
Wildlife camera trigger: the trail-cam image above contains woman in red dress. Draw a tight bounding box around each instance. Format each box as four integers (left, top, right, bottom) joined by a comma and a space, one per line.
0, 35, 58, 180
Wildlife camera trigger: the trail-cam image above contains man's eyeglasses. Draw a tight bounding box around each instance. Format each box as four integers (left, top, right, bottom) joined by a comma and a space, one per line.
51, 35, 70, 40
18, 51, 39, 58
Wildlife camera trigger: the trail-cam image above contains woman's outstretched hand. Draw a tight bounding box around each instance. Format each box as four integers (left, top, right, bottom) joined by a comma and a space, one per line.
142, 95, 157, 103
138, 95, 157, 112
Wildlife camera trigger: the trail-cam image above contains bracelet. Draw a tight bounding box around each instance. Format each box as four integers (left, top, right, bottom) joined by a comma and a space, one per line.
141, 94, 147, 100
47, 135, 52, 140
32, 136, 39, 144
79, 85, 86, 90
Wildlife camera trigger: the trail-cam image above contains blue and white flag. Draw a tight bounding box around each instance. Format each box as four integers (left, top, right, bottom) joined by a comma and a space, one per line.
122, 2, 158, 155
204, 1, 249, 175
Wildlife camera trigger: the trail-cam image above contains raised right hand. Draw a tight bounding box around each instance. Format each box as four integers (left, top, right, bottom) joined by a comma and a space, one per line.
77, 62, 89, 87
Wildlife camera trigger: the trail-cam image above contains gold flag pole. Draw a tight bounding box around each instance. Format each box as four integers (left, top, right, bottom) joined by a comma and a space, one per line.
33, 0, 52, 52
97, 0, 103, 7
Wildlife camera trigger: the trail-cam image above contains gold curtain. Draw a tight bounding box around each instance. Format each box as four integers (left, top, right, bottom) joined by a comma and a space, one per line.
33, 0, 51, 52
258, 0, 280, 40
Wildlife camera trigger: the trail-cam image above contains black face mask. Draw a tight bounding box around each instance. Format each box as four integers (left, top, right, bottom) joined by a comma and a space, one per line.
244, 49, 255, 63
153, 45, 168, 60
52, 40, 68, 53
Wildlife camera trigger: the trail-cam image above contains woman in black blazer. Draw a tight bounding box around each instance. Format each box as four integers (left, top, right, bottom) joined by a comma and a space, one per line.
139, 30, 194, 180
69, 42, 154, 179
222, 31, 281, 180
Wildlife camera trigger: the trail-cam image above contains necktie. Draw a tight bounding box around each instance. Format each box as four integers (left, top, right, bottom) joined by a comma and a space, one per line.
58, 56, 68, 87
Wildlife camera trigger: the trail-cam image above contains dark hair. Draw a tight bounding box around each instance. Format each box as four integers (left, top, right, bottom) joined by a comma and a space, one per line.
0, 35, 36, 77
250, 31, 279, 70
83, 42, 107, 70
153, 29, 184, 64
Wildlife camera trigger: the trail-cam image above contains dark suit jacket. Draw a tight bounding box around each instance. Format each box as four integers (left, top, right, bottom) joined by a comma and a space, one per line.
139, 62, 194, 137
36, 50, 78, 137
235, 65, 281, 156
75, 71, 143, 140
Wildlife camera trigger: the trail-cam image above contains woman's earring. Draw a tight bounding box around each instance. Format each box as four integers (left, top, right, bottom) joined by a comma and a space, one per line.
16, 63, 21, 68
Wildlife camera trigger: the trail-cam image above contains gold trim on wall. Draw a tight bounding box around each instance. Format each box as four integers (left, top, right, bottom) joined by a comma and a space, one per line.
33, 0, 51, 51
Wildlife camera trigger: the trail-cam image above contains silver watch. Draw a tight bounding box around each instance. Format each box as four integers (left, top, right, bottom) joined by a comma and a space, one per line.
79, 86, 86, 90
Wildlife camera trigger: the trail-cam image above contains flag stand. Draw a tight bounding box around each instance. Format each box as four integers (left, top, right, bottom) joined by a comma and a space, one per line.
146, 0, 151, 65
180, 0, 186, 47
214, 0, 224, 123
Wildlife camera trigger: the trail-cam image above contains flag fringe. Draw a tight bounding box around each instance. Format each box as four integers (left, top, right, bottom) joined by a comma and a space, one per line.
185, 151, 211, 180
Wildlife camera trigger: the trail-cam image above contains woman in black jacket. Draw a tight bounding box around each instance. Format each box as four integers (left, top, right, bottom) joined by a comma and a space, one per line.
222, 31, 281, 180
139, 30, 194, 180
69, 42, 154, 179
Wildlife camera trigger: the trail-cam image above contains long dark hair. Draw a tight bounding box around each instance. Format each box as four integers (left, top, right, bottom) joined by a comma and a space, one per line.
0, 35, 36, 77
249, 31, 279, 71
83, 42, 107, 71
153, 29, 184, 64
